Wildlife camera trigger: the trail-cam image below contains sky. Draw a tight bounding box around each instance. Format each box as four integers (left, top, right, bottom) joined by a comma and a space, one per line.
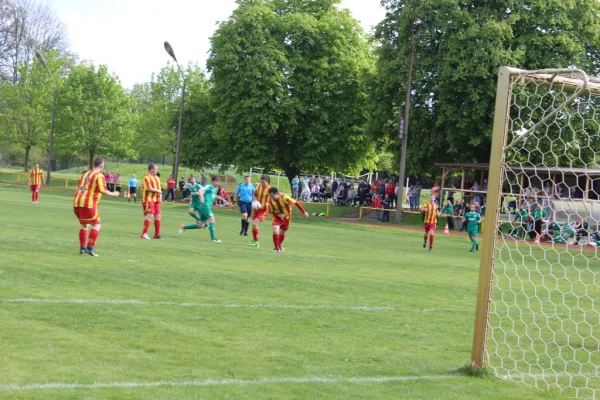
49, 0, 387, 89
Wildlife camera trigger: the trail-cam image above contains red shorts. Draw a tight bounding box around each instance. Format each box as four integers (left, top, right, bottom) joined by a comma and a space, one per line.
142, 201, 161, 216
424, 223, 436, 233
30, 185, 40, 192
74, 207, 100, 225
254, 209, 269, 222
272, 217, 290, 231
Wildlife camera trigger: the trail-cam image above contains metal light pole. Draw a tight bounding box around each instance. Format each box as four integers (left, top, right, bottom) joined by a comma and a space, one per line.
395, 7, 417, 222
36, 51, 57, 185
164, 41, 185, 184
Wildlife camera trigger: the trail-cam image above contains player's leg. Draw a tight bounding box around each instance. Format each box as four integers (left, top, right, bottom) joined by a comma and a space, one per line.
79, 223, 89, 254
207, 215, 220, 242
153, 204, 161, 239
141, 202, 152, 239
240, 202, 248, 235
250, 212, 261, 246
423, 224, 428, 248
87, 223, 101, 256
469, 232, 476, 252
428, 227, 434, 251
272, 223, 281, 251
181, 207, 201, 232
279, 221, 289, 251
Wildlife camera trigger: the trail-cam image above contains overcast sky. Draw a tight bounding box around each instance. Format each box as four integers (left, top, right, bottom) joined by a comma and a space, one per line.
49, 0, 386, 88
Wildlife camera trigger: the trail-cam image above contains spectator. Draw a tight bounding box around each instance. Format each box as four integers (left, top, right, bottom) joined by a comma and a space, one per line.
472, 182, 481, 205
529, 201, 545, 240
431, 181, 440, 205
331, 178, 339, 197
411, 181, 422, 211
569, 186, 582, 199
165, 175, 176, 202
543, 181, 553, 219
333, 185, 344, 205
370, 194, 383, 221
382, 193, 392, 222
183, 178, 194, 201
378, 180, 386, 198
447, 183, 456, 204
555, 183, 564, 198
311, 183, 320, 202
385, 180, 395, 207
441, 199, 455, 230
300, 182, 311, 202
482, 178, 488, 204
303, 175, 311, 188
115, 174, 122, 194
342, 185, 356, 206
106, 172, 114, 191
292, 175, 300, 199
178, 177, 186, 200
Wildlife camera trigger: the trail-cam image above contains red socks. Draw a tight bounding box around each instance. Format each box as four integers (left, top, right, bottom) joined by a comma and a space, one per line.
79, 229, 87, 248
154, 220, 161, 237
252, 229, 259, 242
142, 220, 150, 235
32, 192, 38, 202
272, 234, 280, 249
87, 229, 99, 247
279, 234, 285, 246
429, 235, 434, 248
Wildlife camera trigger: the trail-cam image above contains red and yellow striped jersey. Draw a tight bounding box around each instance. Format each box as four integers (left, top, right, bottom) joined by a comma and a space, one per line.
422, 202, 439, 225
255, 183, 272, 208
73, 170, 107, 209
142, 173, 161, 202
268, 194, 298, 220
28, 168, 44, 186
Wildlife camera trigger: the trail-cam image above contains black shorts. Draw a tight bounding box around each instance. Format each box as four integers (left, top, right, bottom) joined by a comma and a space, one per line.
239, 201, 253, 216
129, 187, 137, 194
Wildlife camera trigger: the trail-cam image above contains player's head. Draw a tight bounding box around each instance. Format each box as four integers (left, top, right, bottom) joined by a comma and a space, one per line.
131, 173, 135, 178
93, 157, 105, 171
447, 199, 452, 205
244, 175, 251, 184
148, 163, 157, 176
470, 203, 476, 212
34, 161, 39, 168
211, 175, 220, 187
190, 176, 196, 184
430, 194, 435, 203
261, 175, 270, 186
268, 187, 280, 200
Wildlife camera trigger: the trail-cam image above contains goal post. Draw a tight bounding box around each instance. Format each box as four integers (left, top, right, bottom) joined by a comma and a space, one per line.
471, 67, 600, 398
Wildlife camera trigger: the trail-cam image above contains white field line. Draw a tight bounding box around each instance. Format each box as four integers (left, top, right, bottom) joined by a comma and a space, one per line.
1, 298, 469, 313
0, 375, 457, 392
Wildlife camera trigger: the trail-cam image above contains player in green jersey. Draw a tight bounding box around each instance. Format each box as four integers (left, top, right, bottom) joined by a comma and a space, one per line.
463, 203, 482, 252
179, 176, 230, 242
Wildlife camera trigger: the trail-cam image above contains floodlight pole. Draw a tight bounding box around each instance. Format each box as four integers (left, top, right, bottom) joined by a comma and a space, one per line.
395, 8, 417, 222
36, 51, 57, 185
164, 41, 185, 184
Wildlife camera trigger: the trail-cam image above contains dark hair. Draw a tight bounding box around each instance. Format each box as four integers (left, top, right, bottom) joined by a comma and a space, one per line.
148, 163, 156, 171
211, 175, 220, 182
93, 157, 104, 168
244, 175, 250, 179
261, 175, 270, 183
268, 187, 279, 195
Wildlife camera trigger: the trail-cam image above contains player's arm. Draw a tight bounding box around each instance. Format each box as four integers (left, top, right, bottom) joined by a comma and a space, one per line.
199, 188, 205, 204
28, 171, 32, 186
41, 171, 45, 185
144, 178, 162, 194
290, 197, 309, 218
100, 178, 119, 197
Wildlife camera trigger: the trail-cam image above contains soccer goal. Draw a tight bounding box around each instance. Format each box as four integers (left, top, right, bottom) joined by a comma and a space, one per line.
471, 67, 600, 399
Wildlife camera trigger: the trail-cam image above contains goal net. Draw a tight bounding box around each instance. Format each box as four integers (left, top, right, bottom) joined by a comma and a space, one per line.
472, 67, 600, 399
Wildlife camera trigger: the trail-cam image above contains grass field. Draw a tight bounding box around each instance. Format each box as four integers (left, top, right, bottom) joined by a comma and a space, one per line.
0, 185, 570, 399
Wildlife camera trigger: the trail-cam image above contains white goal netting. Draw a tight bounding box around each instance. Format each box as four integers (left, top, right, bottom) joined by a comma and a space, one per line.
485, 68, 600, 399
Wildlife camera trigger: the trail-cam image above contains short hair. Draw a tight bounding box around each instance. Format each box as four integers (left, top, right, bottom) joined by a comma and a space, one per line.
261, 175, 270, 183
34, 161, 39, 164
268, 187, 279, 195
211, 175, 220, 182
148, 163, 156, 171
93, 157, 104, 168
244, 175, 250, 179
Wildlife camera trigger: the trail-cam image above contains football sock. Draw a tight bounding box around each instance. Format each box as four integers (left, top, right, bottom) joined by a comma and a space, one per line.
241, 220, 245, 231
423, 234, 427, 244
208, 222, 216, 240
429, 235, 434, 248
252, 229, 259, 242
142, 220, 150, 235
79, 228, 87, 248
32, 192, 35, 202
87, 229, 99, 247
154, 220, 161, 237
279, 234, 286, 246
184, 224, 199, 230
272, 234, 280, 249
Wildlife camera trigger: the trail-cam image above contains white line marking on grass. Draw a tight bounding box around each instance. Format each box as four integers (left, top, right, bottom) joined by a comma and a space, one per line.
0, 375, 458, 391
1, 298, 469, 313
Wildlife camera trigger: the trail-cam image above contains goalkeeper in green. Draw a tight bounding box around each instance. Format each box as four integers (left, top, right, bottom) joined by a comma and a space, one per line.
179, 176, 230, 242
463, 203, 482, 252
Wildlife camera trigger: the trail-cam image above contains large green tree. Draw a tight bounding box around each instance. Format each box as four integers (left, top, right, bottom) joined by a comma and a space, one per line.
0, 52, 64, 170
371, 0, 600, 175
205, 0, 376, 183
55, 64, 134, 168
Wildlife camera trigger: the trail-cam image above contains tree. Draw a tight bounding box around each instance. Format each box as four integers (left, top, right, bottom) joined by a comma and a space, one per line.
370, 0, 600, 176
206, 0, 376, 185
0, 0, 68, 83
55, 64, 134, 168
132, 63, 207, 172
0, 51, 64, 170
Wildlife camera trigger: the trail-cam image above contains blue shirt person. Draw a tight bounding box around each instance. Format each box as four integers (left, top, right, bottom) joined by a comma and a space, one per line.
234, 175, 256, 236
127, 174, 138, 203
291, 175, 300, 199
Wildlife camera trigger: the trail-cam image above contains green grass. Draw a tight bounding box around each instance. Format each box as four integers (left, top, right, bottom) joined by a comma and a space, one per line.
0, 185, 572, 399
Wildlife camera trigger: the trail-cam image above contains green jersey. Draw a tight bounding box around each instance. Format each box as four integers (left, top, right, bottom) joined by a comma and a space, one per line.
442, 204, 454, 215
202, 184, 218, 208
189, 183, 203, 206
532, 207, 545, 220
516, 208, 528, 222
464, 211, 482, 231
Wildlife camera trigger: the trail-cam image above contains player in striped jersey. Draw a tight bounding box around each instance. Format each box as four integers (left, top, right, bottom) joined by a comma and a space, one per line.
140, 163, 163, 240
73, 157, 120, 256
28, 161, 45, 204
421, 194, 440, 252
267, 187, 309, 252
250, 175, 271, 247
